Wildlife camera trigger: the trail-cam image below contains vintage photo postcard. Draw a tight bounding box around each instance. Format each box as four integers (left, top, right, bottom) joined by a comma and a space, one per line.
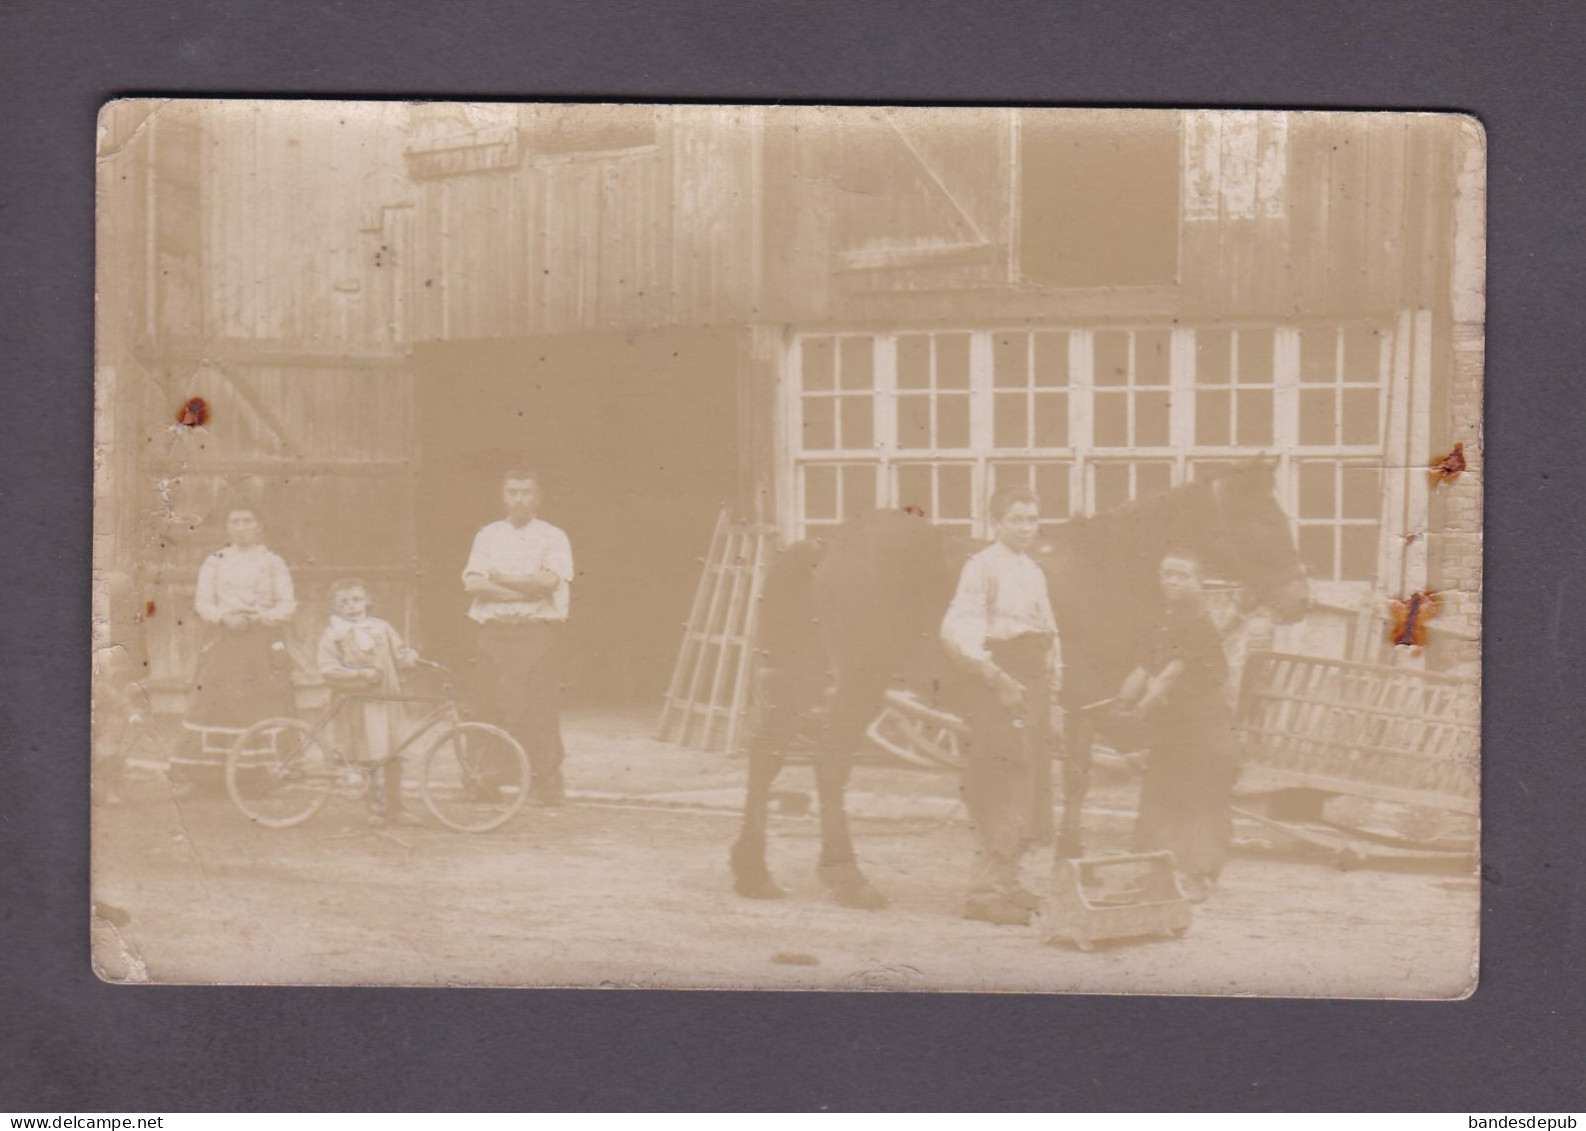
92, 101, 1483, 996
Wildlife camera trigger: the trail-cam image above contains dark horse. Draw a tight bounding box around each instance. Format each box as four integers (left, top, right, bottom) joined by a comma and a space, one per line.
729, 461, 1312, 908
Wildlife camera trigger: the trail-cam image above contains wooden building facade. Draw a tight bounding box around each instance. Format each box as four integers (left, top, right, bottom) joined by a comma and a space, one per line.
95, 103, 1483, 713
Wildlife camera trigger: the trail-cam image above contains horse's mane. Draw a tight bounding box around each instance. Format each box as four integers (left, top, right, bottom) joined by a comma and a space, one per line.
1050, 461, 1276, 574
1064, 480, 1209, 540
1048, 477, 1217, 585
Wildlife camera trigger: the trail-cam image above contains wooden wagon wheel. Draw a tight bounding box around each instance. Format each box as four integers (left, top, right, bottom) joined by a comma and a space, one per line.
864, 689, 970, 770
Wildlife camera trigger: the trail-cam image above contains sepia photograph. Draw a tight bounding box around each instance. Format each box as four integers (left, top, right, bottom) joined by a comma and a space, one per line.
91, 101, 1484, 996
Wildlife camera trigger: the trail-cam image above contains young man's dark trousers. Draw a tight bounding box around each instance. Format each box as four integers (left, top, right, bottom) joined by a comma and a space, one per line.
961, 633, 1053, 901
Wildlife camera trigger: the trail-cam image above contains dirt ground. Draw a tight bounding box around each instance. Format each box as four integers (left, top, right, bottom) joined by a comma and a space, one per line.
91, 707, 1480, 998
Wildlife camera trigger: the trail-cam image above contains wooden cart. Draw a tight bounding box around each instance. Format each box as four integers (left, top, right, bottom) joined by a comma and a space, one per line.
866, 688, 971, 770
1231, 650, 1479, 865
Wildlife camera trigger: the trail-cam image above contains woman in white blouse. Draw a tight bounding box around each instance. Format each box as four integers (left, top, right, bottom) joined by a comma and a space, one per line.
174, 505, 298, 789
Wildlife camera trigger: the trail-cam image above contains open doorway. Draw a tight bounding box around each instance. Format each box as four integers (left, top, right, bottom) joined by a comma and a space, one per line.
414, 327, 741, 707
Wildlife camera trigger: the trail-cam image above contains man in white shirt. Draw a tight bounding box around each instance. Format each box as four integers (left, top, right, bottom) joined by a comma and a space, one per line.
940, 485, 1061, 926
462, 470, 575, 805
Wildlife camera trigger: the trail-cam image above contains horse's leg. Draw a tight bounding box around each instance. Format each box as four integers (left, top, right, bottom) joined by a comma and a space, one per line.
812, 672, 888, 910
1057, 709, 1094, 860
730, 736, 789, 899
730, 674, 791, 899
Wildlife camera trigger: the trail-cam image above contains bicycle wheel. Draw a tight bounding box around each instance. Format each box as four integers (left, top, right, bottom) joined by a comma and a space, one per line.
420, 722, 530, 832
226, 717, 333, 828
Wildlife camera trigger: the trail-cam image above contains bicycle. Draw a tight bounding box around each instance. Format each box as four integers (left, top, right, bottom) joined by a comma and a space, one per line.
224, 660, 531, 832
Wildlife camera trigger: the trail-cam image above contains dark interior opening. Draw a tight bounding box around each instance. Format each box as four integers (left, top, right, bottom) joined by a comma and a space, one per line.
414, 328, 740, 707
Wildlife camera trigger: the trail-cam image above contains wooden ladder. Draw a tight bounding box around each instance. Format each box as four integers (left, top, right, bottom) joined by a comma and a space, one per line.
656, 506, 777, 753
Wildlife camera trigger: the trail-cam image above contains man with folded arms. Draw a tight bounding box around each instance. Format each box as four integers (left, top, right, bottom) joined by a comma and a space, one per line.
462, 469, 574, 806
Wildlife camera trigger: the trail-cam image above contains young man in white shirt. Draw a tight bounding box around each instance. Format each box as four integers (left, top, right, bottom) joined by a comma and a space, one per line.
940, 485, 1061, 926
462, 470, 575, 805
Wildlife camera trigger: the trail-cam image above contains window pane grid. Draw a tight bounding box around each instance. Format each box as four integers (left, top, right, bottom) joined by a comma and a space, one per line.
1093, 330, 1172, 450
896, 332, 972, 451
799, 461, 880, 531
1297, 325, 1387, 450
992, 330, 1071, 451
892, 461, 976, 534
1087, 458, 1175, 514
788, 325, 1393, 563
1193, 327, 1278, 451
799, 335, 877, 454
1294, 458, 1381, 582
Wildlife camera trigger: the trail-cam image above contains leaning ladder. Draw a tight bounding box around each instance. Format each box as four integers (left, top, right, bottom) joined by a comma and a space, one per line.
655, 506, 776, 754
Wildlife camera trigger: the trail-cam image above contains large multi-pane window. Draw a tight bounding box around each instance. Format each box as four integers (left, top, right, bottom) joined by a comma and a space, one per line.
988, 329, 1072, 531
785, 323, 1391, 585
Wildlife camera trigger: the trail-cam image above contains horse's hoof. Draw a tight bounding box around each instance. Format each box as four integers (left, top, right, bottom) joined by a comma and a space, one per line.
729, 843, 788, 900
818, 862, 889, 910
733, 872, 790, 900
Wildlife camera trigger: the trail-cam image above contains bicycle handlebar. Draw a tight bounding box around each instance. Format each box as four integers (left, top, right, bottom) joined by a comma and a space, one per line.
326, 659, 459, 706
407, 659, 458, 694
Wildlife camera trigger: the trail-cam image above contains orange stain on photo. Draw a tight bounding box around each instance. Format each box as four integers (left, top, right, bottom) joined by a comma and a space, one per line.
175, 397, 209, 427
1389, 590, 1439, 649
1429, 442, 1466, 485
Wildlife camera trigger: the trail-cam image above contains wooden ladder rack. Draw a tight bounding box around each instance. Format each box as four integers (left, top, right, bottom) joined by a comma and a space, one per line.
656, 506, 777, 753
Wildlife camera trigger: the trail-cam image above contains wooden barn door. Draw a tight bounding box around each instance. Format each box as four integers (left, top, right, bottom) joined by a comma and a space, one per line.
130, 349, 417, 715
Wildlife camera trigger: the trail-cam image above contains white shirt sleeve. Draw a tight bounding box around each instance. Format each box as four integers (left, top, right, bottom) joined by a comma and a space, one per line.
940, 555, 993, 667
461, 527, 491, 588
545, 528, 574, 586
259, 553, 297, 625
195, 554, 224, 624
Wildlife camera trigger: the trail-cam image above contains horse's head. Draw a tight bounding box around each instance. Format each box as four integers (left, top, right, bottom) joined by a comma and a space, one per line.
1197, 460, 1311, 624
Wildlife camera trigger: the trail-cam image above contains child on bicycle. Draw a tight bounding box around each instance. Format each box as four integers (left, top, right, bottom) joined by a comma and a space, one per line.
316, 578, 422, 826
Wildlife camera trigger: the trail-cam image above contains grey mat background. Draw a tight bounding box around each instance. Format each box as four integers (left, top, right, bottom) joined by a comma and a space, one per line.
2, 0, 1582, 1112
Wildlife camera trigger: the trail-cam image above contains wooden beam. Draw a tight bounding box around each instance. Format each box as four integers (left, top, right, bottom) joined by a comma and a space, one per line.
134, 338, 408, 371
144, 456, 412, 478
836, 242, 998, 273
215, 366, 297, 455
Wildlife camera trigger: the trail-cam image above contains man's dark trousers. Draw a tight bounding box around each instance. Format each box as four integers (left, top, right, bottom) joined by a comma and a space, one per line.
474, 620, 566, 803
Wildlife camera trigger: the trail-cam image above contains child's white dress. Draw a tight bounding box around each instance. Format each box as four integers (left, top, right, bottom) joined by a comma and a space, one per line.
316, 615, 416, 763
